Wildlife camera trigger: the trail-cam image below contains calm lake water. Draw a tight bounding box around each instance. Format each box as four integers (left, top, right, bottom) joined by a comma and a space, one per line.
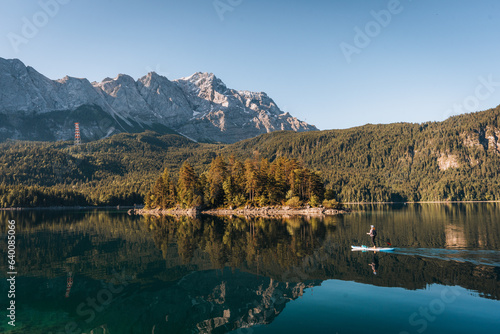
0, 204, 499, 334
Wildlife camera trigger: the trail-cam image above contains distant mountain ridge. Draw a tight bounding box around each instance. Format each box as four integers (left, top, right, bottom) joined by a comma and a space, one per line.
0, 57, 316, 143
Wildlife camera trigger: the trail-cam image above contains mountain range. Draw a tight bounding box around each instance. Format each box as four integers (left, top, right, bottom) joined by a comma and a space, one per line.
0, 57, 316, 143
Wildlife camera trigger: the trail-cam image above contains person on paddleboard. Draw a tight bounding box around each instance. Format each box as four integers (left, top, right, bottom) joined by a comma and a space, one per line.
367, 225, 377, 248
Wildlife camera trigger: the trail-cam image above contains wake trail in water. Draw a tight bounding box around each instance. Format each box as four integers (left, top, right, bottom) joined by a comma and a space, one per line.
393, 248, 500, 267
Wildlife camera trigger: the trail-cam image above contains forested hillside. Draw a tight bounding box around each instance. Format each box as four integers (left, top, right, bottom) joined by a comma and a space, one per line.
226, 106, 500, 202
1, 106, 500, 207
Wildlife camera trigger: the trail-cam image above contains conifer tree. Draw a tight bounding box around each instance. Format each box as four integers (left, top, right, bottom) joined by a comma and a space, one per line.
205, 156, 228, 207
177, 162, 202, 208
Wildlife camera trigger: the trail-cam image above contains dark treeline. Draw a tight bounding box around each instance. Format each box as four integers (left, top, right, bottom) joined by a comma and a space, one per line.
145, 155, 340, 209
0, 184, 143, 208
0, 185, 88, 207
0, 133, 198, 207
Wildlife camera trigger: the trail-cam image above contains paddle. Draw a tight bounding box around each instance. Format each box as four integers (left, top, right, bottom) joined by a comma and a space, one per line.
386, 242, 392, 246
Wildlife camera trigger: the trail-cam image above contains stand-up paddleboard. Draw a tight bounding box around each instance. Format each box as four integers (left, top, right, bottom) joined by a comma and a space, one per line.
351, 245, 395, 252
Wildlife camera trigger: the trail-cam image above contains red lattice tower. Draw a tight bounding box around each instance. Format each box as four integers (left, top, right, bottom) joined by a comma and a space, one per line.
74, 123, 81, 145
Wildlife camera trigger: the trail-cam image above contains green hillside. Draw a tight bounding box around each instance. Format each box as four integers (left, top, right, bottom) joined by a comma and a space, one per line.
225, 106, 500, 202
1, 106, 500, 207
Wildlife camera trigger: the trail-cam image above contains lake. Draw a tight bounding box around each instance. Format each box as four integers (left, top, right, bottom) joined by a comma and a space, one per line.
0, 204, 499, 333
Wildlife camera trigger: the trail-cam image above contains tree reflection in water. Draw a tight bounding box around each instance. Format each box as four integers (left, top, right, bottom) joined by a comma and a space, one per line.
147, 215, 338, 276
0, 206, 499, 334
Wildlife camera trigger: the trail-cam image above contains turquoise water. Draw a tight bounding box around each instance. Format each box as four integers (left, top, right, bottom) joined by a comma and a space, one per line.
246, 281, 499, 334
0, 204, 499, 333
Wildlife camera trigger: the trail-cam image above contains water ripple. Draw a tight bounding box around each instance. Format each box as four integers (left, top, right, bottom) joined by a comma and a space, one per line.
393, 248, 500, 267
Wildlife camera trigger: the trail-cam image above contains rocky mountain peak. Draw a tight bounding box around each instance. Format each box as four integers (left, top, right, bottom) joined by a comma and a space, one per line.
138, 71, 182, 94
0, 57, 25, 72
0, 57, 317, 143
95, 74, 137, 96
56, 75, 92, 86
179, 72, 227, 94
113, 73, 135, 84
140, 71, 169, 83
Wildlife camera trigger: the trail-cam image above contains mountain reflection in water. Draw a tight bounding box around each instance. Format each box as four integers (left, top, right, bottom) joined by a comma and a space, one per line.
0, 204, 499, 333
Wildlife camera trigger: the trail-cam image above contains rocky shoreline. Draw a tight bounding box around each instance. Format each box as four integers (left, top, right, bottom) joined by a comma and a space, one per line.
129, 206, 350, 218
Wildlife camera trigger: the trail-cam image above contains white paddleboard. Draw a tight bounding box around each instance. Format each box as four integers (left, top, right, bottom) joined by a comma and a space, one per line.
351, 245, 395, 252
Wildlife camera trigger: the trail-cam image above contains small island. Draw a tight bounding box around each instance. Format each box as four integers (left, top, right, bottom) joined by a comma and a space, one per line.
132, 205, 350, 218
133, 155, 348, 218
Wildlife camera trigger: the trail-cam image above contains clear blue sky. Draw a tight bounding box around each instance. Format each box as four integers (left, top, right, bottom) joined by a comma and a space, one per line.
1, 0, 499, 130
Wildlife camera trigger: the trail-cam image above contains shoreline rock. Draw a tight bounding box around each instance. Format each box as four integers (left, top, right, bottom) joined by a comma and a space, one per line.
130, 206, 351, 218
129, 207, 202, 217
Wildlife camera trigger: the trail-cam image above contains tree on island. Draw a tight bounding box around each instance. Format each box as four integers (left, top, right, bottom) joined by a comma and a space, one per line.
145, 155, 339, 210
